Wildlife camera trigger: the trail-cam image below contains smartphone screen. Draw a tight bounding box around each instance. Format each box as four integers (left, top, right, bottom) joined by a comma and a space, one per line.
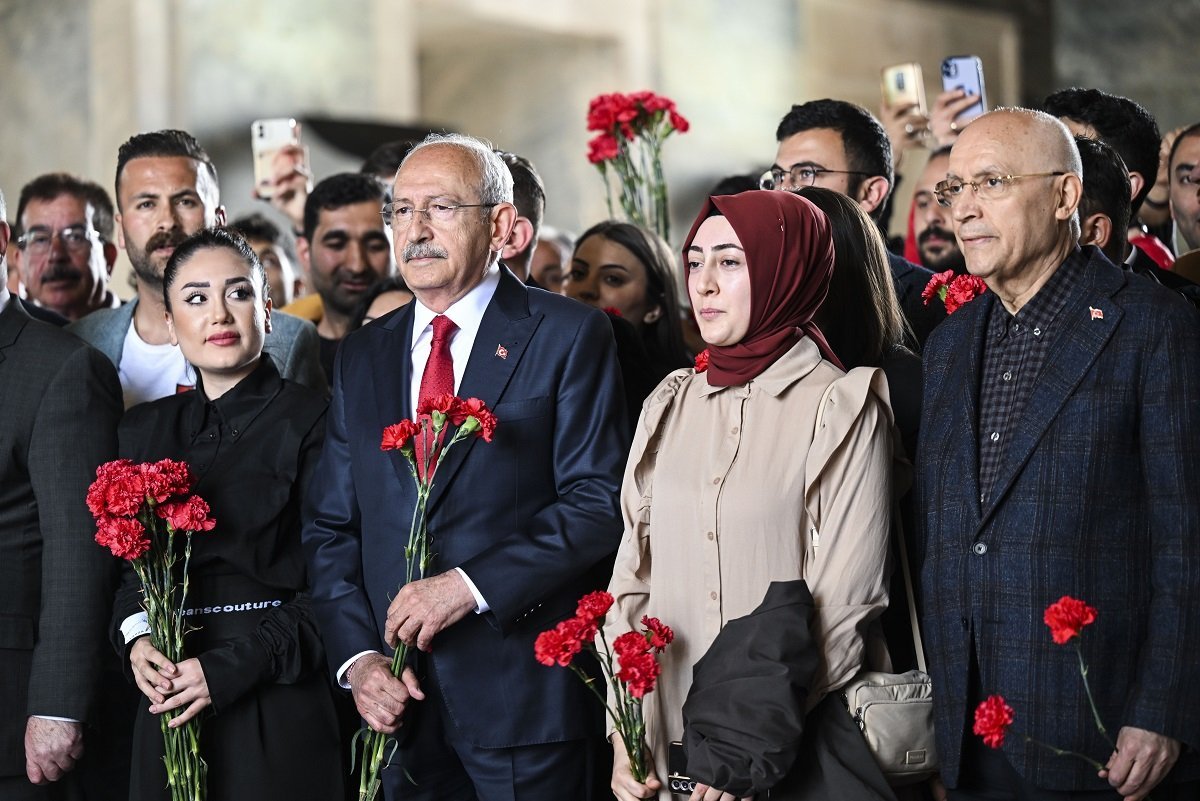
940, 56, 987, 124
251, 118, 305, 200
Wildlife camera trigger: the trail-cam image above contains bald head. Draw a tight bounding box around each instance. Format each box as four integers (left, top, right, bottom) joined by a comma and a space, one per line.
946, 107, 1085, 309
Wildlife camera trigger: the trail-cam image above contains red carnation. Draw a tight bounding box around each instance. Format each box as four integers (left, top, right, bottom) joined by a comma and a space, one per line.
921, 270, 954, 306
576, 591, 615, 622
450, 397, 498, 443
95, 515, 150, 561
973, 694, 1014, 749
417, 393, 460, 418
601, 306, 623, 318
617, 650, 660, 699
587, 133, 620, 165
668, 110, 690, 133
157, 496, 216, 533
945, 275, 988, 314
534, 628, 565, 667
534, 618, 590, 667
381, 419, 421, 452
641, 616, 674, 652
1044, 596, 1098, 645
86, 459, 145, 518
694, 349, 710, 373
613, 631, 650, 660
139, 458, 193, 503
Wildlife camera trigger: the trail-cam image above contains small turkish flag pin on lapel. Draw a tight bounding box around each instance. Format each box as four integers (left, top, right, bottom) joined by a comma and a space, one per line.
1089, 306, 1104, 320
495, 344, 508, 359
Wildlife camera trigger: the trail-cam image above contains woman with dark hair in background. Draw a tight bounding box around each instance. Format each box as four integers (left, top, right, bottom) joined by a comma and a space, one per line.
113, 228, 341, 800
563, 220, 692, 382
349, 274, 414, 329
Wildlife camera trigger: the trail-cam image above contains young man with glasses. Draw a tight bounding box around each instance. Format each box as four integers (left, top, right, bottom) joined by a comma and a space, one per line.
916, 108, 1200, 801
11, 173, 120, 321
767, 98, 944, 348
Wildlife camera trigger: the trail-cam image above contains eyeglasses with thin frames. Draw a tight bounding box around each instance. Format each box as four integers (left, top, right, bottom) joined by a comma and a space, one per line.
16, 225, 98, 256
381, 201, 496, 229
758, 164, 873, 191
933, 172, 1065, 208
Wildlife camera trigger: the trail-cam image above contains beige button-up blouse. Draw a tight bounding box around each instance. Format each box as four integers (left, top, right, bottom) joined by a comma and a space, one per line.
603, 337, 895, 793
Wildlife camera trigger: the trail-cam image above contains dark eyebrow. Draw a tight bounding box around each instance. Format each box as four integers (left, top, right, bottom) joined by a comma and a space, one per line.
597, 263, 632, 272
1175, 163, 1198, 173
181, 277, 250, 290
181, 281, 210, 289
709, 243, 744, 252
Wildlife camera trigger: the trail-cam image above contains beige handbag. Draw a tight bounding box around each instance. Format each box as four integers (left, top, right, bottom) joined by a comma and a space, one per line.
840, 514, 939, 785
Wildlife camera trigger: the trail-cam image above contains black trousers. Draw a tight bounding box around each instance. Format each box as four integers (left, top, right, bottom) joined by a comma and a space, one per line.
383, 660, 596, 801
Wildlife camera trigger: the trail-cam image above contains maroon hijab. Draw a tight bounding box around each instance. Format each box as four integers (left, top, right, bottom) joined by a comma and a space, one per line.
683, 191, 842, 387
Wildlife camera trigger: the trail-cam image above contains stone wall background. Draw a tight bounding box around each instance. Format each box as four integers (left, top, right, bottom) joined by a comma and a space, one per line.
0, 0, 1195, 297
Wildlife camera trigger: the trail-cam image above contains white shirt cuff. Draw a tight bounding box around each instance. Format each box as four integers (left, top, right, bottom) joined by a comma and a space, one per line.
337, 650, 380, 689
120, 612, 151, 644
454, 567, 489, 614
31, 715, 80, 723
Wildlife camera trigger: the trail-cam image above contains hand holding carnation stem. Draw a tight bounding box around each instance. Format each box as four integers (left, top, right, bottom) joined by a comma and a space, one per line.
352, 395, 498, 801
974, 596, 1181, 801
88, 458, 215, 801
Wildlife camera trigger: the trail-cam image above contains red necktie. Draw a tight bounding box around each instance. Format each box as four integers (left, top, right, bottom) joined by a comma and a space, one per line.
416, 314, 458, 478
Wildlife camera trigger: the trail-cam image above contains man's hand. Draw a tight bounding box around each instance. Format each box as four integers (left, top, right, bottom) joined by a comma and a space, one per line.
879, 100, 929, 171
928, 89, 982, 148
1099, 725, 1181, 801
385, 570, 476, 651
25, 717, 83, 784
348, 653, 425, 734
688, 784, 753, 801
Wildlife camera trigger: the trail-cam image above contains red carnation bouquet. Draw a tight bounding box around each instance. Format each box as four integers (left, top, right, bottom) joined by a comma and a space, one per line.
88, 458, 216, 801
586, 90, 690, 243
922, 269, 988, 314
535, 591, 673, 783
355, 394, 497, 801
973, 596, 1112, 771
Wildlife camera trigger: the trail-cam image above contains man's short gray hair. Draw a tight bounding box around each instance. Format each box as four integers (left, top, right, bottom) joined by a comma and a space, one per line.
404, 133, 514, 206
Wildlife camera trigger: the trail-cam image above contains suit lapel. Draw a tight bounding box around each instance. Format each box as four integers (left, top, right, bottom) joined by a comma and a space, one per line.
426, 270, 540, 512
977, 261, 1125, 530
958, 294, 989, 530
373, 303, 418, 489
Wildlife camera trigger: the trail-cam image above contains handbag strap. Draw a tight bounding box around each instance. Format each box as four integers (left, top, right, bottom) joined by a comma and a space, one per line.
893, 508, 927, 673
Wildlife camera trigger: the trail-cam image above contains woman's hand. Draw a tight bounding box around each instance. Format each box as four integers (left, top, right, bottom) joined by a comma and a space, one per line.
928, 89, 983, 148
148, 657, 212, 727
129, 637, 178, 706
879, 100, 929, 172
688, 783, 753, 801
611, 734, 662, 800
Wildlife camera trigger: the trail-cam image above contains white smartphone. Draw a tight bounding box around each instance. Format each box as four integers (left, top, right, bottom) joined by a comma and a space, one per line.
940, 55, 987, 125
251, 118, 305, 199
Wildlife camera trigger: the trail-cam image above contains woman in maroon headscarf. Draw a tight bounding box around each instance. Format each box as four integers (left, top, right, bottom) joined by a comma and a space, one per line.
604, 191, 896, 800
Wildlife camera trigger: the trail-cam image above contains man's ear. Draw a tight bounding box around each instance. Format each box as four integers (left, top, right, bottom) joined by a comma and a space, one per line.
213, 205, 227, 228
857, 176, 891, 215
296, 236, 312, 277
1055, 173, 1084, 222
489, 203, 519, 253
103, 241, 118, 275
501, 217, 535, 261
1128, 171, 1146, 206
1080, 212, 1113, 250
115, 212, 127, 250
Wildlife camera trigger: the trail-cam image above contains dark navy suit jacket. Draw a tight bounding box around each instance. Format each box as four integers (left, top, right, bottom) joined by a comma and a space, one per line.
302, 268, 628, 748
915, 248, 1200, 790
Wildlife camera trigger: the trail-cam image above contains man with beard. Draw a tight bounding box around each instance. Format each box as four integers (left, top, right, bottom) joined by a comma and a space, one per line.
11, 173, 120, 321
290, 172, 394, 381
910, 146, 967, 274
69, 129, 325, 407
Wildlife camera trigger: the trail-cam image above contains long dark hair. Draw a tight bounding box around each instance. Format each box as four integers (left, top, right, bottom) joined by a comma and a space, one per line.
574, 220, 691, 372
795, 187, 909, 368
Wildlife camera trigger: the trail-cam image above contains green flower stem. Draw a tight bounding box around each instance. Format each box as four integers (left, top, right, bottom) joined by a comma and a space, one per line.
1074, 643, 1116, 749
1023, 735, 1107, 772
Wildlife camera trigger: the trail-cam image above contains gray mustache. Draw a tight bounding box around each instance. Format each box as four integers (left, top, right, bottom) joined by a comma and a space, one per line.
402, 243, 448, 262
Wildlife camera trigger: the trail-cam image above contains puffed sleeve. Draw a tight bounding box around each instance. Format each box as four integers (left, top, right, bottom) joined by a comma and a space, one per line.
603, 369, 689, 732
801, 366, 896, 703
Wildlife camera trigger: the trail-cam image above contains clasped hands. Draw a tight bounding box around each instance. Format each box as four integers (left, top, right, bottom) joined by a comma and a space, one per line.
350, 570, 476, 733
129, 638, 210, 726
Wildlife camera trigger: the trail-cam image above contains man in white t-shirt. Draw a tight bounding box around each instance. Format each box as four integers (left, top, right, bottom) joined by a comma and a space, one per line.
70, 129, 325, 407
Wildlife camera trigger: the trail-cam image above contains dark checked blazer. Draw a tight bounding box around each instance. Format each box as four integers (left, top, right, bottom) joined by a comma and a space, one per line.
914, 247, 1200, 791
302, 266, 628, 748
0, 298, 121, 777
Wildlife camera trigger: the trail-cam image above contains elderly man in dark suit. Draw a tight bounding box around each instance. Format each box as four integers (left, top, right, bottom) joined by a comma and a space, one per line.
916, 108, 1200, 801
0, 189, 123, 799
302, 133, 628, 800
